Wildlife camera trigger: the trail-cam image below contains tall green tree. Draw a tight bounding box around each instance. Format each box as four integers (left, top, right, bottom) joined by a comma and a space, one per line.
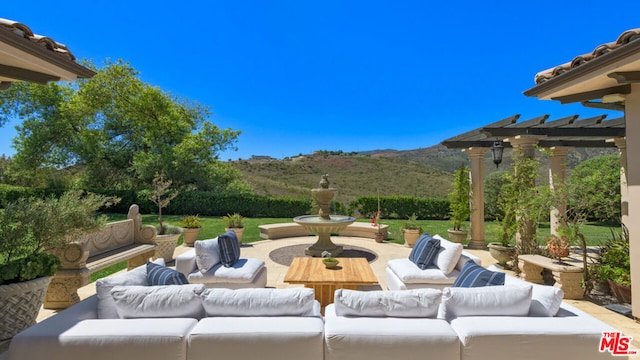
0, 59, 248, 192
567, 154, 620, 223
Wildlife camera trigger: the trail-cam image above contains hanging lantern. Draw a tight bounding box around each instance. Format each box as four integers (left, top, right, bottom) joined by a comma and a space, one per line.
491, 140, 504, 168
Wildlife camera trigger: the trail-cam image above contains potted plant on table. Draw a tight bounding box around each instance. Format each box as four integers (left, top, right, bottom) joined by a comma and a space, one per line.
179, 215, 202, 247
223, 213, 245, 244
0, 191, 115, 340
447, 164, 471, 243
148, 173, 181, 262
401, 214, 423, 248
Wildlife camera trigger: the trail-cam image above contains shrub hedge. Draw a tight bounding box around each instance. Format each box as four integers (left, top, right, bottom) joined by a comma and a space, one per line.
0, 187, 450, 220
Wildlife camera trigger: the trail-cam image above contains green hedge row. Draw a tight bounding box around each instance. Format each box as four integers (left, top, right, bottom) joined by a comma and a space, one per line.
0, 186, 451, 220
349, 195, 450, 220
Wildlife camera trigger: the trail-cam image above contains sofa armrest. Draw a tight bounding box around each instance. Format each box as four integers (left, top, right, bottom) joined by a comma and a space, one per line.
175, 248, 197, 277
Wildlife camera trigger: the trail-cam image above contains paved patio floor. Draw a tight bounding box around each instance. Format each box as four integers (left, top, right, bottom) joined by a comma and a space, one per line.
1, 236, 638, 359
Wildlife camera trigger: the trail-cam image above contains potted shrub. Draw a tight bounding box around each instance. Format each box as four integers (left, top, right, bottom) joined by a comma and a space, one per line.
0, 191, 114, 340
179, 215, 202, 247
322, 257, 340, 269
148, 173, 181, 262
223, 213, 245, 244
593, 228, 631, 303
401, 214, 423, 248
447, 164, 471, 243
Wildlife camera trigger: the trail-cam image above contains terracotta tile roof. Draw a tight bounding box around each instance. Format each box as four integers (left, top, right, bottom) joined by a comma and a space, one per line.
0, 18, 75, 61
534, 28, 640, 84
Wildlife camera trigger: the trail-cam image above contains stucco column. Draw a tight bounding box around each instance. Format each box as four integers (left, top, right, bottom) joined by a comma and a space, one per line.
507, 135, 544, 245
465, 147, 487, 249
548, 147, 571, 236
612, 138, 629, 227
625, 83, 640, 319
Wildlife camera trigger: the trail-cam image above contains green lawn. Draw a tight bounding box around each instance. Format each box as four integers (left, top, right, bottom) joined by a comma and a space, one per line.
91, 214, 619, 282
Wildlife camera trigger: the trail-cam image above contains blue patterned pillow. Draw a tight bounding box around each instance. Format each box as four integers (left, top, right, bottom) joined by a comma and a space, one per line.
408, 233, 441, 270
218, 230, 240, 267
146, 262, 189, 286
452, 261, 505, 287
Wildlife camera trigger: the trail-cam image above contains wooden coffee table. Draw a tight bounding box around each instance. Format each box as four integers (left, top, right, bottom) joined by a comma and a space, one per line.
284, 257, 378, 310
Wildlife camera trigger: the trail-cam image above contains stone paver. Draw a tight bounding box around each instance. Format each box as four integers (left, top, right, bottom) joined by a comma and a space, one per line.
1, 236, 638, 360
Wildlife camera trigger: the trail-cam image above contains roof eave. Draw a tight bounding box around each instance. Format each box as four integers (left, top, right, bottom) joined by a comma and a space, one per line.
0, 27, 95, 80
523, 39, 640, 99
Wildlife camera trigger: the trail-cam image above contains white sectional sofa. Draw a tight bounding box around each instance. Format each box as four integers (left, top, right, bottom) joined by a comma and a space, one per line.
386, 234, 482, 290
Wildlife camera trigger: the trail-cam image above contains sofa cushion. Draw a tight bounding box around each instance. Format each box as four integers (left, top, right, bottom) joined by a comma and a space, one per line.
187, 258, 265, 284
111, 284, 206, 319
334, 288, 442, 318
195, 238, 221, 273
95, 258, 165, 319
387, 258, 458, 284
432, 234, 464, 275
500, 268, 564, 317
201, 287, 317, 316
452, 261, 505, 287
218, 231, 240, 267
146, 262, 189, 285
408, 234, 441, 270
440, 284, 532, 320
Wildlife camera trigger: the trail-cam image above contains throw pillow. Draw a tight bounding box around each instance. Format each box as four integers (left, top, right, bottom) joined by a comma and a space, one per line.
408, 233, 441, 270
200, 288, 316, 316
452, 261, 505, 287
146, 261, 189, 285
440, 284, 532, 321
194, 238, 221, 274
111, 284, 206, 319
334, 288, 442, 318
95, 258, 165, 319
218, 230, 240, 267
432, 234, 464, 275
499, 267, 564, 317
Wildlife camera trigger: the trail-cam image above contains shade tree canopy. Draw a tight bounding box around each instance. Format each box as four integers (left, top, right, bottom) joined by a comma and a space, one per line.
0, 59, 248, 193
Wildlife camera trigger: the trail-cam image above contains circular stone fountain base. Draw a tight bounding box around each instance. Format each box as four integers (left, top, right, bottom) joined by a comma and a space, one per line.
293, 215, 355, 257
305, 244, 343, 257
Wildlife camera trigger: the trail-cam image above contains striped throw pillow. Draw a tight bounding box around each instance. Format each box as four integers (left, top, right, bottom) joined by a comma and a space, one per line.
408, 233, 441, 270
452, 261, 505, 287
146, 262, 189, 285
218, 230, 240, 267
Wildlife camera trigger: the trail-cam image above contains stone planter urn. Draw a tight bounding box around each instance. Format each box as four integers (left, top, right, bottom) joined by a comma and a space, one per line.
181, 228, 201, 247
0, 276, 52, 340
153, 233, 181, 262
403, 229, 421, 247
447, 229, 467, 244
488, 242, 515, 267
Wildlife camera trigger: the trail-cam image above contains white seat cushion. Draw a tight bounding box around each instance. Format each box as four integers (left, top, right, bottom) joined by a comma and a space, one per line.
201, 288, 317, 317
111, 284, 206, 319
440, 284, 532, 321
387, 258, 458, 284
334, 288, 442, 318
187, 258, 265, 284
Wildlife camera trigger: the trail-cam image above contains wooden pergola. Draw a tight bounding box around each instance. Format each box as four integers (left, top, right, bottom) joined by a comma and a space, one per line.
441, 114, 626, 250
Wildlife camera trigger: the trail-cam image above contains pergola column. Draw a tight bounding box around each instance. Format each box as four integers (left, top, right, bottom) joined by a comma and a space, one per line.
625, 84, 640, 318
507, 135, 544, 245
548, 147, 571, 236
612, 137, 629, 227
464, 147, 487, 249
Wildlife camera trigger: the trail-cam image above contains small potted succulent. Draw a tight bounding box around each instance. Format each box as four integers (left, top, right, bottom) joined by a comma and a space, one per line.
322, 257, 340, 269
223, 213, 245, 244
179, 215, 202, 247
401, 214, 423, 248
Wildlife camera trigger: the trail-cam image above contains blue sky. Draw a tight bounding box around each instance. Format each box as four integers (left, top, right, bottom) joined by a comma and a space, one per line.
2, 1, 638, 160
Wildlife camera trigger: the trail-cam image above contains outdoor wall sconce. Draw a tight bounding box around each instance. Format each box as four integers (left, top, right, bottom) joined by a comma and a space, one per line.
491, 140, 504, 168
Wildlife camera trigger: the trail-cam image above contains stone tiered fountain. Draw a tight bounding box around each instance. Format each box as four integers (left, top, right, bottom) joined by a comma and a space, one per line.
294, 174, 355, 257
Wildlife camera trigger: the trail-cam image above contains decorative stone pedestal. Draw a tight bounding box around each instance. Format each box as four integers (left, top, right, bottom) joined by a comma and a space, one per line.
518, 254, 584, 299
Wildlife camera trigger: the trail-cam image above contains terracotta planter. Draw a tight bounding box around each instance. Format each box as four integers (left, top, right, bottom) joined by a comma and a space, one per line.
181, 228, 201, 247
403, 229, 421, 247
374, 232, 385, 243
608, 279, 632, 304
226, 227, 245, 244
488, 242, 515, 267
447, 229, 467, 244
0, 276, 52, 340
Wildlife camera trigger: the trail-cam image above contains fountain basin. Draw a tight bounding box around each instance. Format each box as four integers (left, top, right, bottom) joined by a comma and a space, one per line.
294, 215, 356, 257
